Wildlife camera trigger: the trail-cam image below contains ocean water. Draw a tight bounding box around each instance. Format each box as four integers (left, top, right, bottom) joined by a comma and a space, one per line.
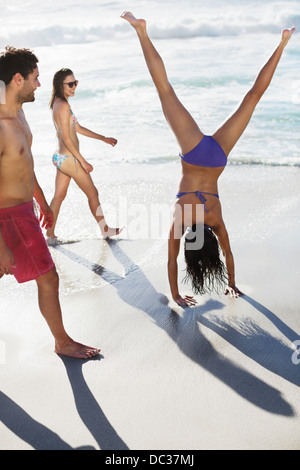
0, 0, 299, 294
1, 0, 299, 167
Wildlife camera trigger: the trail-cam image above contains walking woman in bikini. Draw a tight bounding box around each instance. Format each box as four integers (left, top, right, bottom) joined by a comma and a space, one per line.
46, 68, 122, 242
121, 11, 295, 306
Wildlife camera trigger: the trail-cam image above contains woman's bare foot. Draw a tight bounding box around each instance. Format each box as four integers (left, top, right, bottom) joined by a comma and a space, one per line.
55, 338, 101, 359
46, 235, 58, 246
101, 225, 124, 239
281, 27, 296, 45
121, 11, 146, 31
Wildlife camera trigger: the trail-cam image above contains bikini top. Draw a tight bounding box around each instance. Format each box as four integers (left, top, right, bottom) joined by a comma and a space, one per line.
180, 135, 227, 168
55, 108, 78, 134
71, 109, 78, 127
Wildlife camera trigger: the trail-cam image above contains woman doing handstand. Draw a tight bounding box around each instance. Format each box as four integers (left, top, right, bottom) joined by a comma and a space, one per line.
121, 11, 295, 306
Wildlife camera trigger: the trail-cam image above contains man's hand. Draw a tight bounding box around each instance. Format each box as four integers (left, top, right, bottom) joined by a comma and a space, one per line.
38, 203, 54, 230
0, 245, 16, 275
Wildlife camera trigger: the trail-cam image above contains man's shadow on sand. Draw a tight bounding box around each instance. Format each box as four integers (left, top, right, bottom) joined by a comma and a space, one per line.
59, 354, 129, 450
0, 391, 76, 450
0, 357, 128, 450
54, 240, 299, 417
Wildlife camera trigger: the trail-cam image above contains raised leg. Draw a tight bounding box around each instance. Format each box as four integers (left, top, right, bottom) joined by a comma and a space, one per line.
121, 11, 203, 154
213, 28, 295, 156
35, 268, 100, 358
46, 169, 71, 239
59, 157, 122, 238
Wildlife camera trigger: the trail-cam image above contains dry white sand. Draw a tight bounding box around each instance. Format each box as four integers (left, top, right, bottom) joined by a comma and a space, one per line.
1, 164, 300, 450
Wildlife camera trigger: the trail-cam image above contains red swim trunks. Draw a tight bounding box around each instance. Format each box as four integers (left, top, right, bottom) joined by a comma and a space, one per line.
0, 201, 55, 283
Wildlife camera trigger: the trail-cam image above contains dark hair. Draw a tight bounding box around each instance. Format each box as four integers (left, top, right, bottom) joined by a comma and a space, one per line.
184, 224, 227, 295
0, 46, 39, 86
49, 68, 73, 109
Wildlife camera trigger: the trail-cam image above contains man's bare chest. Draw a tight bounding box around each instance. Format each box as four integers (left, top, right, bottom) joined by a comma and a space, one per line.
1, 116, 32, 163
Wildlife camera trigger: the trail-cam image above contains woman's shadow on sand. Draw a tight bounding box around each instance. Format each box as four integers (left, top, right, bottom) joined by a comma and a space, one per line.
54, 239, 299, 417
198, 296, 300, 388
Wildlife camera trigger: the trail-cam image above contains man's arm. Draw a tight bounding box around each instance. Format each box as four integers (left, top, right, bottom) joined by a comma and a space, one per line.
0, 125, 16, 274
21, 108, 53, 231
33, 172, 53, 230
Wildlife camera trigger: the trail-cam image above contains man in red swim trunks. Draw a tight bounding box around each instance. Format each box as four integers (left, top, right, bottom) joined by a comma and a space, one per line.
0, 46, 100, 359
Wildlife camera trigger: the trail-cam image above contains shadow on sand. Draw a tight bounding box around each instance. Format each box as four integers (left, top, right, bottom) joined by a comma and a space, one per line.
0, 391, 91, 450
0, 356, 129, 450
196, 296, 300, 388
5, 240, 298, 449
53, 240, 297, 417
58, 354, 129, 450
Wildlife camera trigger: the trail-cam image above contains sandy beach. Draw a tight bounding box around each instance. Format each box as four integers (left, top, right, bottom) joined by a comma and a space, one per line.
1, 162, 300, 450
1, 0, 299, 452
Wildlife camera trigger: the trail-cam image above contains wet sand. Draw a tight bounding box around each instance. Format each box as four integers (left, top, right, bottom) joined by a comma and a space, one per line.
1, 164, 300, 450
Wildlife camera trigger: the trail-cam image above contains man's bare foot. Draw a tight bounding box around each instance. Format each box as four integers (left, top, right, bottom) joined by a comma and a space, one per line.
282, 27, 296, 45
101, 225, 124, 239
121, 11, 146, 31
55, 338, 101, 359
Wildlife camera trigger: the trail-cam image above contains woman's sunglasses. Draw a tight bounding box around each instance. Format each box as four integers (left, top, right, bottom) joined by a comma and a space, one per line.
63, 80, 79, 88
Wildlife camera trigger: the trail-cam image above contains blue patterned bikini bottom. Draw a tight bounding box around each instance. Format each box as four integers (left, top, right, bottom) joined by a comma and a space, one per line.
52, 152, 77, 171
52, 152, 68, 169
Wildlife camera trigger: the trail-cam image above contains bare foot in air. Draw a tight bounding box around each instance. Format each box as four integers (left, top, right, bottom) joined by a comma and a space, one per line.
55, 338, 101, 359
121, 11, 146, 31
281, 27, 296, 45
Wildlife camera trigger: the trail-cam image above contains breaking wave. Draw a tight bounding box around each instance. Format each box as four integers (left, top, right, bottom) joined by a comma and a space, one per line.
1, 12, 299, 48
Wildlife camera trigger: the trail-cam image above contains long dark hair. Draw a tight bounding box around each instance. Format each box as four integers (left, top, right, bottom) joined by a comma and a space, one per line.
49, 68, 73, 109
184, 224, 227, 295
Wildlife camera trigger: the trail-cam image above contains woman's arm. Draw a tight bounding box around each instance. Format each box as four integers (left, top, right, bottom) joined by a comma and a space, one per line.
76, 123, 117, 147
214, 222, 243, 297
168, 221, 197, 307
168, 234, 180, 300
57, 103, 93, 173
